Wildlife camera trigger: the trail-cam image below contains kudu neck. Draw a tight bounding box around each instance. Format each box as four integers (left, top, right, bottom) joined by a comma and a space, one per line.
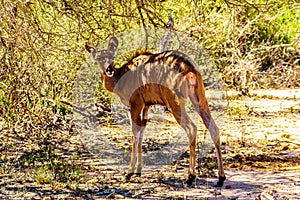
102, 64, 128, 93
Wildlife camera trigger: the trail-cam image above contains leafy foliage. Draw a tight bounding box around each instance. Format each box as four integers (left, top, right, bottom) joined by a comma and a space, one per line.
0, 0, 299, 125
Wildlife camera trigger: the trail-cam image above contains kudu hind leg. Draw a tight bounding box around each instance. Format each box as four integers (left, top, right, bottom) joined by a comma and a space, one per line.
170, 102, 197, 186
190, 91, 226, 187
201, 111, 226, 187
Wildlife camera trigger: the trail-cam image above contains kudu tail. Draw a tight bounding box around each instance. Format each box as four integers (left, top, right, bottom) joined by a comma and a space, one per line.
187, 70, 220, 143
187, 71, 211, 119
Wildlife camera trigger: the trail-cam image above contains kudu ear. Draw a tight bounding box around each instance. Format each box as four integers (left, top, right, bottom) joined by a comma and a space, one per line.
108, 36, 118, 55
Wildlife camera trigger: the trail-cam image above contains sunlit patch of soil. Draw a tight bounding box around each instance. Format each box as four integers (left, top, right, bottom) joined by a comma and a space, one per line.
223, 89, 300, 171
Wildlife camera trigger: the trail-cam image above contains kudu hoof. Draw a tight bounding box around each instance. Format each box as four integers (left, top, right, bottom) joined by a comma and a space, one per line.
215, 176, 226, 187
186, 174, 196, 186
135, 173, 141, 177
125, 173, 134, 181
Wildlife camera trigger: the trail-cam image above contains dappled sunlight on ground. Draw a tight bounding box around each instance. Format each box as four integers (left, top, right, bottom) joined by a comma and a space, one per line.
0, 89, 299, 199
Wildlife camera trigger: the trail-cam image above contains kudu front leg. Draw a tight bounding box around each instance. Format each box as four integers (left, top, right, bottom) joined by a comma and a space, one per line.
125, 105, 148, 181
125, 128, 141, 181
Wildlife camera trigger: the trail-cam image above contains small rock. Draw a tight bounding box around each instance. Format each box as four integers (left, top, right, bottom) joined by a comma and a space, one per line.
115, 194, 125, 199
103, 185, 109, 189
281, 145, 289, 151
214, 189, 222, 195
225, 184, 232, 189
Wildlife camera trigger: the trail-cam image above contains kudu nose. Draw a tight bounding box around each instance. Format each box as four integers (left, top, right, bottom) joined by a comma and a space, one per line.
105, 64, 115, 77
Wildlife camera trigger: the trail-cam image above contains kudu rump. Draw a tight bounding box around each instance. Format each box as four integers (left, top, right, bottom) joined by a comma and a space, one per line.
86, 37, 226, 187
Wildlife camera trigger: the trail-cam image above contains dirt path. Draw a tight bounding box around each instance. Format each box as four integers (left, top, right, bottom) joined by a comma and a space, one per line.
136, 169, 300, 199
223, 169, 299, 199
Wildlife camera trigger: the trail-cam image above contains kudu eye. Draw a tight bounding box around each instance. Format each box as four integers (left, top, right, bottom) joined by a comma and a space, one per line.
105, 64, 115, 77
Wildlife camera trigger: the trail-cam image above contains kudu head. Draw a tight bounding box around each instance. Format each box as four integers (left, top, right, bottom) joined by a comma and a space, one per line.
85, 37, 118, 77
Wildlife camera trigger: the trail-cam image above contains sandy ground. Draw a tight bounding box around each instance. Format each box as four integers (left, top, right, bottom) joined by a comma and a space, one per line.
0, 89, 299, 199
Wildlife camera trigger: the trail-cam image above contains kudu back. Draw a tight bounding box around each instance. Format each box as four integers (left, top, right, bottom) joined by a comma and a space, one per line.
86, 37, 226, 187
